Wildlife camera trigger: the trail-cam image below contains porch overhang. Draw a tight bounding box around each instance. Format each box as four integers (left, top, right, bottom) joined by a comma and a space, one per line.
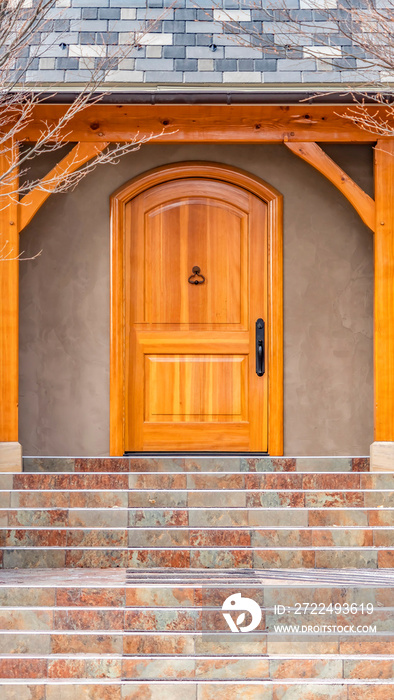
1, 99, 393, 470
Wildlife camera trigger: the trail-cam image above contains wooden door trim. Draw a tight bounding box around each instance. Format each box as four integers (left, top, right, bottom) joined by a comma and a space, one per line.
110, 162, 283, 456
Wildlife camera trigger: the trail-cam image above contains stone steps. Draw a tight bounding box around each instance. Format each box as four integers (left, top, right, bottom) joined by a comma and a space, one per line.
0, 569, 393, 697
0, 457, 392, 694
0, 466, 392, 569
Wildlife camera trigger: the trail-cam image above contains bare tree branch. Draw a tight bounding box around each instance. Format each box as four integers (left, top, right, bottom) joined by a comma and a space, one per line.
212, 0, 394, 138
0, 0, 175, 259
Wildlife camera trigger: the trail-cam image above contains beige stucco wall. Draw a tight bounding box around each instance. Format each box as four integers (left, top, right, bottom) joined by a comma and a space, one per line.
19, 144, 374, 456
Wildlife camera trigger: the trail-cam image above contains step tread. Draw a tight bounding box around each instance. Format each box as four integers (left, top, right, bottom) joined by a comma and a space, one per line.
0, 678, 392, 684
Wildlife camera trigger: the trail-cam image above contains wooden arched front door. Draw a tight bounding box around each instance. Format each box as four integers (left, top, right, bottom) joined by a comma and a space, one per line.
110, 163, 283, 454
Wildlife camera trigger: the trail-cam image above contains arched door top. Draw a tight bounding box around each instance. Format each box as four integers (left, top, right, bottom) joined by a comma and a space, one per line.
111, 161, 282, 206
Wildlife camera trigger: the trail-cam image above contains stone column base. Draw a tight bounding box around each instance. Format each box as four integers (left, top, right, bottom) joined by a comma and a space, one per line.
370, 441, 394, 471
0, 442, 22, 472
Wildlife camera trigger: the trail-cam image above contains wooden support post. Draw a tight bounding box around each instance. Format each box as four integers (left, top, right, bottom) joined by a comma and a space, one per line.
372, 140, 394, 471
0, 143, 21, 471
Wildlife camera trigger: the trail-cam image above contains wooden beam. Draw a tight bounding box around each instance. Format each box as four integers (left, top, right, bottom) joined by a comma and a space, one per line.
19, 141, 109, 232
14, 103, 386, 144
285, 141, 375, 232
0, 142, 19, 446
374, 140, 394, 442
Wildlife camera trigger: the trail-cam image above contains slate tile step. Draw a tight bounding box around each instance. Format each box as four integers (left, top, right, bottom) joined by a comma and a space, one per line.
0, 655, 393, 680
22, 456, 371, 473
0, 680, 394, 700
3, 490, 392, 509
3, 507, 394, 528
1, 523, 393, 543
0, 526, 393, 549
1, 606, 393, 631
3, 472, 391, 489
0, 546, 393, 569
1, 582, 393, 607
4, 473, 393, 491
1, 632, 393, 656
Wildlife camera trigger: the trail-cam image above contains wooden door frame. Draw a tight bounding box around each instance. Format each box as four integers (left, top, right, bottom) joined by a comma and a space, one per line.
110, 161, 283, 456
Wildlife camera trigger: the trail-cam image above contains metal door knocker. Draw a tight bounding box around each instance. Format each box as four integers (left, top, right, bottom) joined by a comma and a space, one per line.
188, 266, 205, 285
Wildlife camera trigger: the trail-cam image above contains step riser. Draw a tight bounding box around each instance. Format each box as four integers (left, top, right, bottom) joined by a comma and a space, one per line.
0, 656, 392, 680
3, 509, 393, 528
0, 528, 391, 547
5, 491, 392, 509
1, 610, 392, 631
0, 682, 393, 700
1, 586, 392, 607
3, 473, 389, 490
2, 548, 393, 569
22, 457, 371, 473
1, 634, 392, 656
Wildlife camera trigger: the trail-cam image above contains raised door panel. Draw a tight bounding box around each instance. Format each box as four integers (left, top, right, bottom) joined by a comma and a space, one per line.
145, 354, 248, 422
144, 198, 246, 326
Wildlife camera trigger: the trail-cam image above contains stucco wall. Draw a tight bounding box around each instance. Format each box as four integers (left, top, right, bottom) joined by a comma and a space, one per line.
19, 144, 374, 456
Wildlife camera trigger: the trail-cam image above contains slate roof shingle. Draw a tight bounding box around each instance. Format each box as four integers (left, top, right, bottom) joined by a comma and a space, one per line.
23, 0, 380, 88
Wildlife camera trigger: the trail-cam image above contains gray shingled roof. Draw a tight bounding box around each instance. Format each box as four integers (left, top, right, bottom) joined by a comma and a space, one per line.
23, 0, 380, 89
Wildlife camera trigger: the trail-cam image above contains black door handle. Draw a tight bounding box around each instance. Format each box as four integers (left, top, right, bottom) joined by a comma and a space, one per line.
256, 318, 265, 376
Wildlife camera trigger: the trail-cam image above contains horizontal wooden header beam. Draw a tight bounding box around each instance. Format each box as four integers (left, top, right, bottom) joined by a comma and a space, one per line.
16, 103, 385, 144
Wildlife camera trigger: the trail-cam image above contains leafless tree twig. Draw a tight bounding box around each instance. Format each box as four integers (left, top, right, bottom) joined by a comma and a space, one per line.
0, 0, 174, 259
212, 0, 394, 138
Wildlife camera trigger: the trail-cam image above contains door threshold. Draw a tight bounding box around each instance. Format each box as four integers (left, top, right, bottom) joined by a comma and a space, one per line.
124, 451, 269, 457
